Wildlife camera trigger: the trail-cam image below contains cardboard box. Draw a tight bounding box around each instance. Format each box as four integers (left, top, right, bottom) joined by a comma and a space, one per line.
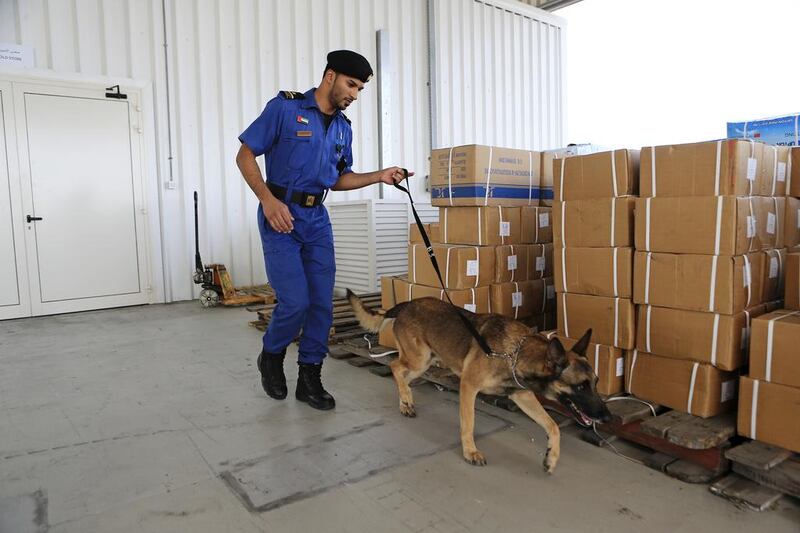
541, 331, 625, 396
633, 251, 764, 315
786, 197, 800, 250
553, 197, 635, 248
761, 249, 787, 304
490, 278, 555, 319
749, 310, 800, 388
625, 351, 737, 418
408, 244, 495, 290
430, 145, 541, 207
524, 312, 558, 333
738, 377, 800, 454
787, 253, 800, 309
557, 293, 635, 349
409, 223, 440, 244
635, 196, 786, 255
554, 247, 633, 298
639, 139, 768, 197
440, 206, 522, 246
521, 206, 553, 243
379, 319, 397, 349
791, 147, 800, 197
527, 243, 554, 280
393, 278, 491, 313
553, 149, 639, 201
381, 275, 399, 310
494, 244, 530, 283
635, 305, 766, 371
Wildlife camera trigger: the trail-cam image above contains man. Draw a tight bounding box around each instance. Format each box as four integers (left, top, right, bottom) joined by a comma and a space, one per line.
236, 50, 413, 411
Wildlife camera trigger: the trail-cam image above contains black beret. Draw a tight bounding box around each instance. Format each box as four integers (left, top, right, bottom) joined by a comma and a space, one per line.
326, 50, 373, 83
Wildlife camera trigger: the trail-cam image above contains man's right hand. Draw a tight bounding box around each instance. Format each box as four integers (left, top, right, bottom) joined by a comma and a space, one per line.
261, 196, 294, 233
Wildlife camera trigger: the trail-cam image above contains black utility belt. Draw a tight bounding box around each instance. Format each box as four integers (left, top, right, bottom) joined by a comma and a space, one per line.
267, 182, 324, 208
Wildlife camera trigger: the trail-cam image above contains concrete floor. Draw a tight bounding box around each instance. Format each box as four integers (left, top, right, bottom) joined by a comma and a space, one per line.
0, 302, 798, 533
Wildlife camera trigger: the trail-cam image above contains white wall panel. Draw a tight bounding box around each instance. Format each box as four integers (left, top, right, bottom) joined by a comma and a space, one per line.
431, 0, 566, 151
1, 0, 431, 302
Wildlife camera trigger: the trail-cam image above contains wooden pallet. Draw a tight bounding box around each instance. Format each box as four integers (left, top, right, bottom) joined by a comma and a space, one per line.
709, 440, 800, 510
248, 292, 381, 344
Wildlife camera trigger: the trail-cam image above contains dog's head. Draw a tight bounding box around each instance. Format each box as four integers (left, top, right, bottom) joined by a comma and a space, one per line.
530, 329, 612, 427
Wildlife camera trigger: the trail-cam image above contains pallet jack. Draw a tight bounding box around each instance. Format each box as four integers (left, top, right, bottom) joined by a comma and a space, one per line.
192, 191, 269, 308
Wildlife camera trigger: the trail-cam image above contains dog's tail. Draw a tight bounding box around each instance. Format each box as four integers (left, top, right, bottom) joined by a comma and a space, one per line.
346, 289, 387, 333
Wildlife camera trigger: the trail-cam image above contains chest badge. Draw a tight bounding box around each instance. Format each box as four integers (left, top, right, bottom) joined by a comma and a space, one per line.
296, 115, 310, 125
296, 130, 312, 137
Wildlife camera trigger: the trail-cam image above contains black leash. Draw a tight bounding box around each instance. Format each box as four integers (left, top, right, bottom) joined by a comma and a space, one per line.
393, 169, 494, 357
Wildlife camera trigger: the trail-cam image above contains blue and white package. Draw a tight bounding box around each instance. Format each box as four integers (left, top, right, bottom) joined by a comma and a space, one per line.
727, 114, 800, 146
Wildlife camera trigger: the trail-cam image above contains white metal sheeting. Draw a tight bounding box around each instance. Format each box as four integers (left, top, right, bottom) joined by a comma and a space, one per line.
431, 0, 566, 150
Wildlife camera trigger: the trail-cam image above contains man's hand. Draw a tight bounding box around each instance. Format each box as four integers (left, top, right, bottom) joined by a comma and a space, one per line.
261, 196, 294, 233
378, 167, 415, 186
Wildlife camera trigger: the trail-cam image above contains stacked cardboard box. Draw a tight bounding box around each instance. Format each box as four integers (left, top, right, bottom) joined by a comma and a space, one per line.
628, 139, 785, 418
551, 149, 639, 395
738, 310, 800, 453
379, 144, 556, 348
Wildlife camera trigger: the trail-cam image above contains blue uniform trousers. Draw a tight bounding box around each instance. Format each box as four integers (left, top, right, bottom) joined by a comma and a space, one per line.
257, 203, 335, 364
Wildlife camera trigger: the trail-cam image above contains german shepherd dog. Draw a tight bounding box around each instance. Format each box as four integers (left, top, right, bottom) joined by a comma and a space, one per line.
347, 291, 612, 473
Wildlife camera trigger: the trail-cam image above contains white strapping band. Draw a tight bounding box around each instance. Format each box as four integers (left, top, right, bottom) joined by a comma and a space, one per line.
651, 147, 657, 197
528, 151, 533, 206
594, 345, 600, 376
559, 156, 566, 201
412, 244, 419, 283
646, 305, 652, 353
499, 205, 505, 245
687, 362, 699, 415
472, 246, 480, 288
765, 311, 800, 381
484, 146, 493, 206
710, 314, 720, 366
561, 202, 567, 246
470, 287, 476, 308
561, 247, 568, 292
444, 208, 449, 243
713, 196, 724, 255
771, 146, 779, 196
610, 199, 617, 247
610, 150, 618, 197
627, 349, 638, 393
514, 281, 520, 320
562, 293, 569, 338
750, 379, 760, 439
748, 139, 755, 196
714, 140, 722, 195
614, 297, 620, 347
445, 247, 453, 287
612, 247, 619, 297
788, 146, 794, 192
534, 207, 540, 243
538, 245, 546, 280
747, 197, 755, 252
645, 198, 652, 251
708, 255, 719, 312
541, 279, 548, 313
772, 197, 780, 246
510, 245, 516, 282
743, 254, 752, 308
644, 252, 653, 305
477, 207, 483, 246
447, 147, 454, 206
408, 283, 412, 301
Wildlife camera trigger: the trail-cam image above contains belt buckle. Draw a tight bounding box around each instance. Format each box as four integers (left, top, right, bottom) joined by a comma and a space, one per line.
304, 194, 315, 207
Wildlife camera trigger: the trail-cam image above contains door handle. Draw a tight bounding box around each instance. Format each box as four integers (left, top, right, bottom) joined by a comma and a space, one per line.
26, 215, 43, 223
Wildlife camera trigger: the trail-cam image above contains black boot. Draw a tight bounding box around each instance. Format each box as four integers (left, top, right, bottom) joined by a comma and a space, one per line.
257, 350, 287, 400
296, 362, 335, 410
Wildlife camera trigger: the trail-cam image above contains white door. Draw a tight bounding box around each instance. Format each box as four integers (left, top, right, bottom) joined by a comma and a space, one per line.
14, 83, 151, 316
0, 82, 31, 320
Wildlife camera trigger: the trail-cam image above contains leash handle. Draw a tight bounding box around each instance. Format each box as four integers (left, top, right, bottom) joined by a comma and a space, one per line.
394, 169, 494, 356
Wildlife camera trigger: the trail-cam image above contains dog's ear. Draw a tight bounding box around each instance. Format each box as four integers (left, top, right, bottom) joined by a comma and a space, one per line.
571, 329, 592, 357
546, 337, 568, 374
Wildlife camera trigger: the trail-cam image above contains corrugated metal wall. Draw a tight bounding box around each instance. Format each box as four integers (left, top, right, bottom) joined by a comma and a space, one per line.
431, 0, 566, 150
0, 0, 564, 303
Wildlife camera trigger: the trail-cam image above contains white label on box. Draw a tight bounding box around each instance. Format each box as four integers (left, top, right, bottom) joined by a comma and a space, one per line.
769, 257, 779, 279
721, 380, 736, 403
507, 255, 518, 271
615, 357, 624, 377
767, 213, 776, 235
744, 263, 752, 287
499, 221, 511, 237
464, 303, 477, 313
746, 216, 756, 238
746, 157, 757, 181
466, 260, 479, 277
546, 285, 555, 299
539, 213, 550, 227
512, 291, 523, 308
536, 256, 546, 272
778, 162, 787, 182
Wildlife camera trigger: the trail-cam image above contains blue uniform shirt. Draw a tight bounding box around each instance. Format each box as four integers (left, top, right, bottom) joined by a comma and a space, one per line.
239, 88, 354, 194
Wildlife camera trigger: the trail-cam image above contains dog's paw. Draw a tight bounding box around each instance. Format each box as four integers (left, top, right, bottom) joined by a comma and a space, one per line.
399, 402, 416, 418
543, 449, 558, 474
464, 450, 487, 466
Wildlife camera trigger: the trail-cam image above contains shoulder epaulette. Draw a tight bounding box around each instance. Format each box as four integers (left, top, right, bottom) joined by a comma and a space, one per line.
279, 90, 305, 100
341, 113, 351, 125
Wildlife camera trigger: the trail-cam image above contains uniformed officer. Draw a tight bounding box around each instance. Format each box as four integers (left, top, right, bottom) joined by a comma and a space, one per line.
236, 50, 413, 411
